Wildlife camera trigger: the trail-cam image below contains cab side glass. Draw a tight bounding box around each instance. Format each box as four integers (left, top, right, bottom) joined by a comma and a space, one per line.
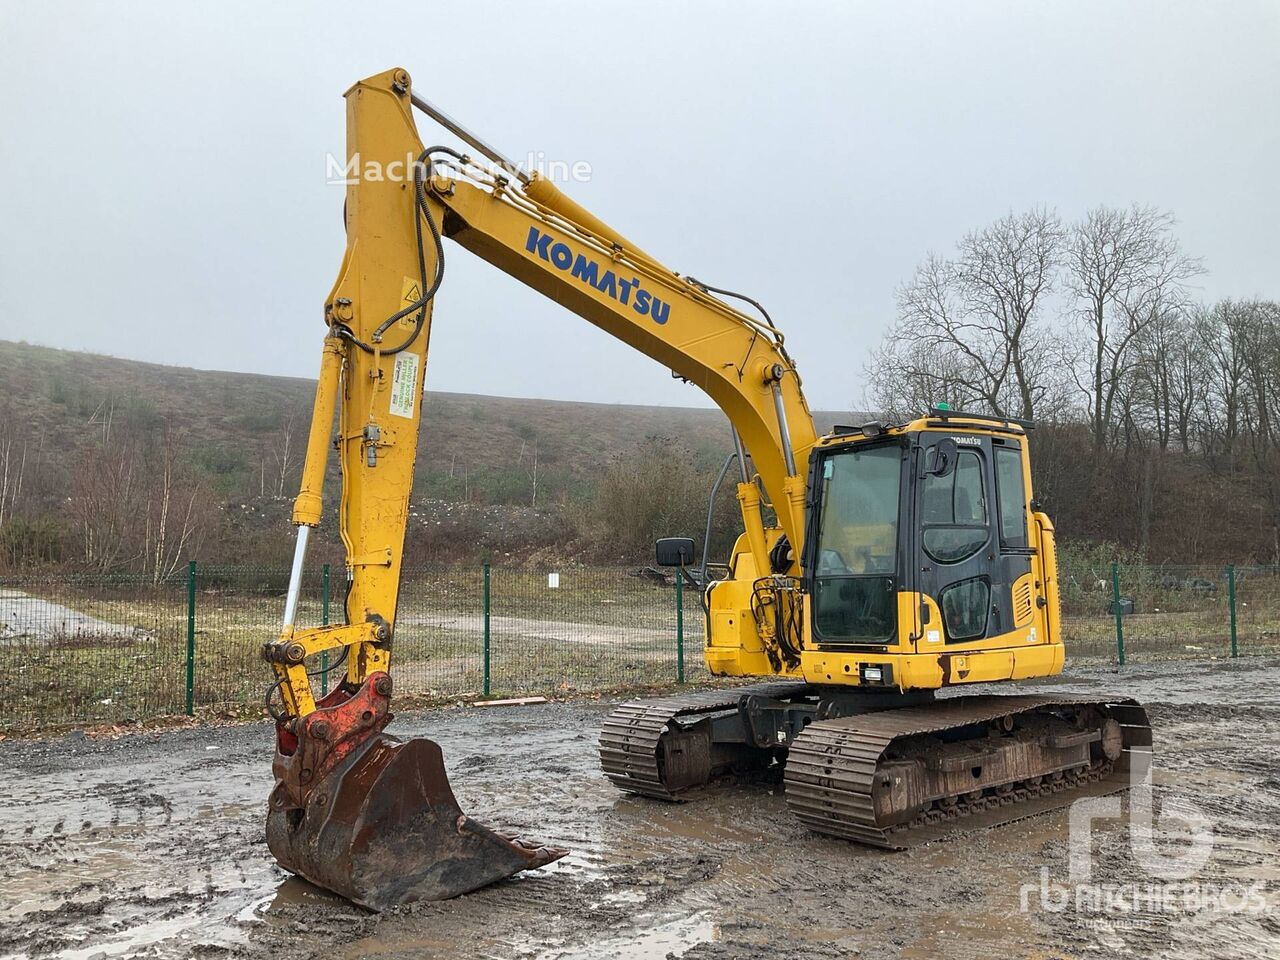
994, 446, 1029, 549
921, 449, 989, 563
940, 577, 990, 641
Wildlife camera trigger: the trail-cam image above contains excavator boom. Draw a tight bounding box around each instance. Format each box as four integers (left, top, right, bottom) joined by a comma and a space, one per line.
263, 68, 1150, 911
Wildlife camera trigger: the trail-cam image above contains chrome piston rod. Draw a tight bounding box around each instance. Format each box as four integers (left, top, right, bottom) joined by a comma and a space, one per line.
730, 425, 750, 483
282, 525, 311, 630
770, 380, 798, 477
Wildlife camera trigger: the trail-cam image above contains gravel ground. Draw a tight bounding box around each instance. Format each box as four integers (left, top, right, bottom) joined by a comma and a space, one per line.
1, 658, 1277, 959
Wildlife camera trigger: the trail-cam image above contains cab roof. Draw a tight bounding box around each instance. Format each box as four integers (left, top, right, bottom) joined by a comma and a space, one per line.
816, 407, 1031, 450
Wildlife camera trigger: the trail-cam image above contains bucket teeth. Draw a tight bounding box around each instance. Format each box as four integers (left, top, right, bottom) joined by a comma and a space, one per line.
266, 675, 567, 910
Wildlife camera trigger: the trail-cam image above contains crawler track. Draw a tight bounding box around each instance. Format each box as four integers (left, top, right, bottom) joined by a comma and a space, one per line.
783, 695, 1151, 847
598, 682, 810, 799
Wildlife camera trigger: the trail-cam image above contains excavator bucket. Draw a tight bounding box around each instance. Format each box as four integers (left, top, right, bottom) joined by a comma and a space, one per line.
265, 673, 566, 911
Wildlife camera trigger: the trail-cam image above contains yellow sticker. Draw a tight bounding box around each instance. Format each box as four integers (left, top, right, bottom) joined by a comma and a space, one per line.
399, 275, 422, 328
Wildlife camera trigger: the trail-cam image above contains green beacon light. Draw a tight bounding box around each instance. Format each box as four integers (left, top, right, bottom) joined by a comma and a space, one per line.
935, 401, 952, 411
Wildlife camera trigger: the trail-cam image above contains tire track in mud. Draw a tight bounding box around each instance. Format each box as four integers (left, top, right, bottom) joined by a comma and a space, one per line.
0, 729, 282, 959
0, 658, 1276, 959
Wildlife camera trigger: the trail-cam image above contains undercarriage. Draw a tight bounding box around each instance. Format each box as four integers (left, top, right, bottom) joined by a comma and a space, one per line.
599, 683, 1151, 846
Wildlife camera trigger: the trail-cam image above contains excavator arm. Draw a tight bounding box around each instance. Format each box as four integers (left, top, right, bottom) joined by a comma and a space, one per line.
262, 67, 817, 909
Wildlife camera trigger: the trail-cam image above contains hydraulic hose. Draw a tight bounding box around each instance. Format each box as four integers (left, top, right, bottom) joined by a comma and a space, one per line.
337, 146, 465, 356
685, 277, 792, 366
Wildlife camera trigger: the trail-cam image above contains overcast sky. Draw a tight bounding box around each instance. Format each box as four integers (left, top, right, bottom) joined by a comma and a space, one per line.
1, 1, 1276, 410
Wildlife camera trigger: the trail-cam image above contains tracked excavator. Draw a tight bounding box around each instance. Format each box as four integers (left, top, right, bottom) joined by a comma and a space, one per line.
263, 68, 1152, 910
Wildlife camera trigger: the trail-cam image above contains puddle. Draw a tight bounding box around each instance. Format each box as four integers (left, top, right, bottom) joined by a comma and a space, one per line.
236, 876, 352, 925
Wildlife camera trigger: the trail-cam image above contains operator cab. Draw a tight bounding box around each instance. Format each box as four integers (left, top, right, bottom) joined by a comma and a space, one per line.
803, 407, 1037, 652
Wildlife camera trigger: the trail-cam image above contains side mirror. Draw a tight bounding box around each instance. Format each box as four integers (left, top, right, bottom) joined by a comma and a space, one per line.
655, 537, 696, 567
927, 438, 958, 478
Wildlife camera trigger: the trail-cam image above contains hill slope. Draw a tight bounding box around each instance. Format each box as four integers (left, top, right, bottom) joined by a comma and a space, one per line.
0, 341, 857, 565
0, 340, 853, 494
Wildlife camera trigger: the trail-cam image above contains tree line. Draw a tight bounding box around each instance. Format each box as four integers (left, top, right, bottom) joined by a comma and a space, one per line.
868, 205, 1280, 564
0, 204, 1273, 572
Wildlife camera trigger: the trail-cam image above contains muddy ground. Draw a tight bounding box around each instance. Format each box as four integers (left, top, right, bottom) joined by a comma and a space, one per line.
1, 658, 1277, 960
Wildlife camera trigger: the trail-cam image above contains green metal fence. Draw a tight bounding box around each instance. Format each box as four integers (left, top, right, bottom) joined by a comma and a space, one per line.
0, 563, 698, 730
1056, 558, 1280, 662
0, 559, 1276, 731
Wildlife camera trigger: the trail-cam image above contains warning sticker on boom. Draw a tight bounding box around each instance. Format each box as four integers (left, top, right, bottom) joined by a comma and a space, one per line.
399, 275, 421, 328
389, 353, 419, 419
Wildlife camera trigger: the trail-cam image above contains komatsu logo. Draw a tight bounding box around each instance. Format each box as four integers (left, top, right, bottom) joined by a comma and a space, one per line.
524, 227, 670, 324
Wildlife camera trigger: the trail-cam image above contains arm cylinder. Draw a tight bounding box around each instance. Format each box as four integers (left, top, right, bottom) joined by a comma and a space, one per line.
291, 335, 345, 527
523, 173, 656, 268
282, 526, 311, 629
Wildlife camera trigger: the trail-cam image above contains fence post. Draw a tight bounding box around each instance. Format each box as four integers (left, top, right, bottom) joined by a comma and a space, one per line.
675, 568, 685, 684
185, 560, 197, 716
1111, 561, 1126, 666
1228, 564, 1238, 658
321, 563, 331, 694
483, 561, 491, 697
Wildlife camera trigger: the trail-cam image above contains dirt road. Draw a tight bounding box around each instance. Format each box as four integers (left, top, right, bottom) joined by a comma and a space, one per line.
1, 658, 1276, 959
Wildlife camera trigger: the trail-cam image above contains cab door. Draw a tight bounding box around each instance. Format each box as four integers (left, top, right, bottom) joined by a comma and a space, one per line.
913, 433, 1031, 648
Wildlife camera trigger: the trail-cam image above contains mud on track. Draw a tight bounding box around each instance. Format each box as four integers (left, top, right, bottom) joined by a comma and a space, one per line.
1, 658, 1277, 960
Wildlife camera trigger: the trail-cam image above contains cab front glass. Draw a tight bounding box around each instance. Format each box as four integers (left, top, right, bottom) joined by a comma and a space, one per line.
809, 441, 904, 644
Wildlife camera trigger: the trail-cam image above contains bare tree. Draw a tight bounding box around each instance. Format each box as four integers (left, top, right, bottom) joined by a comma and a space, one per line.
1066, 206, 1202, 450
866, 335, 985, 421
1196, 300, 1249, 471
529, 440, 539, 508
1167, 326, 1204, 454
0, 412, 28, 527
1131, 305, 1199, 450
1232, 301, 1280, 563
87, 398, 114, 445
875, 210, 1064, 421
270, 408, 303, 497
70, 441, 144, 571
142, 428, 209, 583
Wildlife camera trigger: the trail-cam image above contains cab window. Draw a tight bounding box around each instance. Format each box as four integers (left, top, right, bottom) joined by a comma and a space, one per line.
994, 446, 1028, 549
940, 577, 990, 641
811, 444, 901, 643
921, 449, 988, 564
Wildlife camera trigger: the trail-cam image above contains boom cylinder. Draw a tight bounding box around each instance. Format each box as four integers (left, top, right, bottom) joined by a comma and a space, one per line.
730, 426, 750, 484
769, 376, 798, 477
736, 481, 772, 576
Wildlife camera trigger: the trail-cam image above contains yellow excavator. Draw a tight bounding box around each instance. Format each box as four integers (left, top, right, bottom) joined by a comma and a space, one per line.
263, 68, 1151, 910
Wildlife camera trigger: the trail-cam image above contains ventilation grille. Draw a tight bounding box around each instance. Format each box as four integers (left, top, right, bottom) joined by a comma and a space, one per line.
1013, 580, 1035, 626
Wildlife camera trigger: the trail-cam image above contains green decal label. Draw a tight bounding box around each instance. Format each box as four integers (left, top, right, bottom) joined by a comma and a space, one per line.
389, 353, 419, 419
